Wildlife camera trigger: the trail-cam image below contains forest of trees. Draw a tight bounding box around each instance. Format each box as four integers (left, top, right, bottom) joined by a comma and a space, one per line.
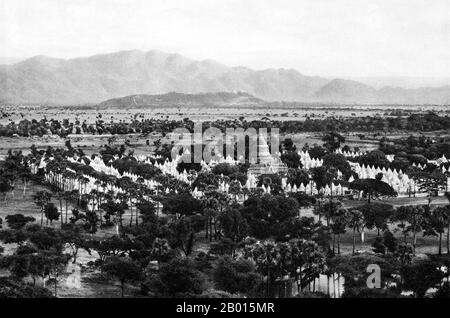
0, 112, 449, 138
0, 131, 449, 298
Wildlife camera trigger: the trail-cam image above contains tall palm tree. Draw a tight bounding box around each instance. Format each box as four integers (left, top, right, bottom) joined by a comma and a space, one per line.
429, 207, 447, 255
33, 191, 52, 226
57, 190, 64, 226
409, 205, 426, 254
202, 191, 220, 241
348, 209, 364, 255
63, 190, 73, 224
331, 207, 348, 255
446, 193, 450, 254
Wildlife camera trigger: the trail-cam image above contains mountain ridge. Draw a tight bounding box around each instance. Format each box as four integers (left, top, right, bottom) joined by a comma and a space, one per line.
98, 91, 265, 108
1, 50, 449, 105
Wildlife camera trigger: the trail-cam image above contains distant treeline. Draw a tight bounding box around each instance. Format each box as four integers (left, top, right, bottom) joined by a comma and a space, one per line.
0, 112, 449, 138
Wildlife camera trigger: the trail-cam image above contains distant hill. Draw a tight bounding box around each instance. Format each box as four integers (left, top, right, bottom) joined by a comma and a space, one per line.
315, 79, 378, 101
346, 76, 450, 89
0, 57, 24, 65
1, 49, 450, 105
315, 79, 450, 104
98, 92, 265, 107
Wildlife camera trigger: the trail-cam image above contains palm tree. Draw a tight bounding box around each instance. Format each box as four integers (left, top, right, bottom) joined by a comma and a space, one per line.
326, 167, 338, 199
127, 188, 138, 227
331, 207, 348, 255
348, 209, 364, 255
33, 191, 52, 226
318, 199, 342, 251
429, 207, 447, 255
64, 171, 77, 192
57, 190, 64, 226
90, 189, 100, 219
116, 194, 128, 235
290, 239, 326, 293
135, 178, 146, 226
408, 205, 426, 254
202, 191, 220, 241
93, 179, 103, 223
0, 179, 13, 204
393, 206, 410, 243
445, 193, 450, 254
19, 167, 31, 197
245, 241, 281, 297
393, 205, 424, 253
99, 181, 109, 225
63, 190, 73, 224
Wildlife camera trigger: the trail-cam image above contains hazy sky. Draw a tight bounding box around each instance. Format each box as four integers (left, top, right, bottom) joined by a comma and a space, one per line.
1, 0, 449, 77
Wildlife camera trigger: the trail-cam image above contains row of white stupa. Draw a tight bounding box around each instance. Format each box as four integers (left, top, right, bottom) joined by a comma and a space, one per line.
87, 154, 244, 199
33, 146, 450, 202
88, 156, 170, 194
34, 152, 313, 202
191, 176, 341, 198
333, 148, 367, 158
350, 162, 450, 195
43, 165, 181, 214
138, 155, 189, 184
41, 159, 378, 202
350, 162, 405, 179
298, 151, 324, 169
43, 170, 154, 212
35, 154, 236, 201
94, 146, 444, 199
86, 156, 121, 178
335, 149, 449, 168
334, 149, 449, 167
137, 153, 241, 185
37, 156, 160, 199
33, 153, 393, 200
429, 155, 448, 166
43, 170, 126, 199
101, 152, 450, 199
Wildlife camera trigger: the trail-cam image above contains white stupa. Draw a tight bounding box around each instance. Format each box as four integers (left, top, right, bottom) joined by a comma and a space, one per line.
247, 134, 287, 178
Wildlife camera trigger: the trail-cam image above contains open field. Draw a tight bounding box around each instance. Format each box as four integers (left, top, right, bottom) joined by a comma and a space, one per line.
2, 104, 449, 125
2, 104, 449, 159
5, 129, 449, 160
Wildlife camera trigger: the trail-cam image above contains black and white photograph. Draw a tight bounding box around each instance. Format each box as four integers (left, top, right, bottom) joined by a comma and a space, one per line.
0, 0, 449, 303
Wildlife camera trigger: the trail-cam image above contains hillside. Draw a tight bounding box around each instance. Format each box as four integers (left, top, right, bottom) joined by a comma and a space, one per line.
98, 92, 265, 107
1, 50, 450, 105
0, 50, 327, 104
315, 79, 450, 104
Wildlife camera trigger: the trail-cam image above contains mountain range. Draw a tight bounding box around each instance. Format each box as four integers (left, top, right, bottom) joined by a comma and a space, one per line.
1, 50, 449, 105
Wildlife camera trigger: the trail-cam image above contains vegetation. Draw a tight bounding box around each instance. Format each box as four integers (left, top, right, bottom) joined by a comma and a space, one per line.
0, 110, 449, 298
